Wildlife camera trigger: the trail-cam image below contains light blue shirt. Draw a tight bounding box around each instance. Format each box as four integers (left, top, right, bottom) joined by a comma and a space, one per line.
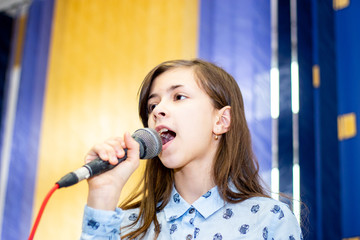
81, 186, 302, 239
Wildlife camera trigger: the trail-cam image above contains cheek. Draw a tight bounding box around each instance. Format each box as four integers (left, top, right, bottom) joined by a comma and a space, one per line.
182, 110, 215, 136
147, 114, 155, 128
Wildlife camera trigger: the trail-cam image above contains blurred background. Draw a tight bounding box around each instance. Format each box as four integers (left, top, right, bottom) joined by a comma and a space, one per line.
0, 0, 358, 239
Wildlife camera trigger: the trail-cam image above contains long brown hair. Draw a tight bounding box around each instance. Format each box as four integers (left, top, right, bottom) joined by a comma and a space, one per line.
120, 59, 269, 239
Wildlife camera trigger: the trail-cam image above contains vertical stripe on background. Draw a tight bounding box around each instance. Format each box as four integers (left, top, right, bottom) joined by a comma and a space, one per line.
34, 0, 198, 239
277, 0, 294, 203
0, 14, 20, 238
312, 0, 341, 239
290, 0, 300, 223
270, 0, 280, 201
335, 0, 360, 237
0, 0, 55, 240
311, 0, 322, 238
198, 0, 272, 184
297, 0, 316, 238
0, 66, 21, 239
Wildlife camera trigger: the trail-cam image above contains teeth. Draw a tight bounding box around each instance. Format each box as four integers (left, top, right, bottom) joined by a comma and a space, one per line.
158, 128, 169, 135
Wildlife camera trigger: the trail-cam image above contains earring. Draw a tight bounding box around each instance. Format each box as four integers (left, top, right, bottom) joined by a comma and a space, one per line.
214, 134, 219, 140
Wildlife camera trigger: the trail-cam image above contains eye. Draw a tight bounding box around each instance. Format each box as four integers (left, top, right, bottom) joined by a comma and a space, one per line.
174, 94, 187, 101
147, 103, 157, 113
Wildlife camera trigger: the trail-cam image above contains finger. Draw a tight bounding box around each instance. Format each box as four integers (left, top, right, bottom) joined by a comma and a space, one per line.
104, 138, 126, 159
84, 143, 107, 164
113, 137, 126, 149
87, 142, 118, 165
124, 132, 140, 162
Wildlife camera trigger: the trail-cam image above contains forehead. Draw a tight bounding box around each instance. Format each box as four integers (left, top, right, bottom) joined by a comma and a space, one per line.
149, 67, 201, 93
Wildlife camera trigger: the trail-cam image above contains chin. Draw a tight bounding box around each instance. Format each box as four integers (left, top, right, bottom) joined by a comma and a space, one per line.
159, 157, 182, 170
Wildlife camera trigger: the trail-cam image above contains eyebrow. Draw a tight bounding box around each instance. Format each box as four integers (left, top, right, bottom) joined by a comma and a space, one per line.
148, 84, 184, 100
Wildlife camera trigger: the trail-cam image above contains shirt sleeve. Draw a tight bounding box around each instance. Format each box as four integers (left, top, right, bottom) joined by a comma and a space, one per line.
80, 205, 124, 240
266, 203, 303, 240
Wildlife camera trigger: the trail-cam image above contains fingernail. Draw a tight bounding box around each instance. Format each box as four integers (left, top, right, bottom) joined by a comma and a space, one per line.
116, 149, 124, 157
99, 153, 107, 160
112, 156, 118, 164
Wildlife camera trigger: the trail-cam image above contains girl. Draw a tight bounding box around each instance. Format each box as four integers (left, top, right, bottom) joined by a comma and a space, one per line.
81, 59, 302, 239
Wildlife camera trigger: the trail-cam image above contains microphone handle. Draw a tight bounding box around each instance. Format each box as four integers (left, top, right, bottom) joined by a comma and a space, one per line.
56, 149, 128, 188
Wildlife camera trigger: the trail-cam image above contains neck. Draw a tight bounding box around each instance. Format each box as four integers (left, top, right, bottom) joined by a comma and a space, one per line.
173, 160, 215, 204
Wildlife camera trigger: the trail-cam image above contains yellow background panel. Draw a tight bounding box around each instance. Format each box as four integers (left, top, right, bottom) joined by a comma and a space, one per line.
33, 0, 198, 239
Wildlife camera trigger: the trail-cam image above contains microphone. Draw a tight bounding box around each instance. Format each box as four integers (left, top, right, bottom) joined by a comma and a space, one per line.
56, 128, 162, 188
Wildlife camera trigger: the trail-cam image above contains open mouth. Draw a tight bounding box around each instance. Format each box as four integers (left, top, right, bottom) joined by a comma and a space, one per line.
158, 128, 176, 146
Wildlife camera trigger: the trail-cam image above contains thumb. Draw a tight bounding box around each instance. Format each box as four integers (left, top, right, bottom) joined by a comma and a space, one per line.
124, 132, 140, 162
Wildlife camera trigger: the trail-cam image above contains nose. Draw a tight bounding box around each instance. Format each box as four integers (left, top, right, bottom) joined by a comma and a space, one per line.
152, 103, 167, 120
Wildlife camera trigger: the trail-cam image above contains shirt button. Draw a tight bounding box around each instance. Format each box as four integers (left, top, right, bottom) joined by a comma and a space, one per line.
189, 208, 195, 214
186, 234, 193, 240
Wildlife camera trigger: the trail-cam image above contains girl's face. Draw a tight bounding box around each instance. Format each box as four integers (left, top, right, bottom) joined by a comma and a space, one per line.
147, 67, 220, 170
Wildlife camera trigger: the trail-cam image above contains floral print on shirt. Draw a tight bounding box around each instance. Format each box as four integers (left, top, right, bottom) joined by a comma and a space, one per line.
81, 186, 303, 240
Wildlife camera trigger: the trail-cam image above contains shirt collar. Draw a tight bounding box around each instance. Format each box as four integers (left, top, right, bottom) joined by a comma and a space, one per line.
163, 185, 225, 221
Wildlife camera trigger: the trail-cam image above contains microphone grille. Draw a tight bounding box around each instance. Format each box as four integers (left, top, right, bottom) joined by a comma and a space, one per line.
132, 128, 162, 159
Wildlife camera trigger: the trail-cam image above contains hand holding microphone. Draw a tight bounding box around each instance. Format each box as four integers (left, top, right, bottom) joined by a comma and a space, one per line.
29, 129, 161, 239
55, 128, 162, 210
57, 128, 161, 187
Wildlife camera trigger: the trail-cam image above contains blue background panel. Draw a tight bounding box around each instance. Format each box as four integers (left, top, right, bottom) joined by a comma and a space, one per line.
199, 0, 272, 184
335, 0, 360, 237
1, 1, 55, 239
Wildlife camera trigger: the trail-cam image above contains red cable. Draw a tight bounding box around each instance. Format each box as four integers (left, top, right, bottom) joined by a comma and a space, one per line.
28, 183, 59, 240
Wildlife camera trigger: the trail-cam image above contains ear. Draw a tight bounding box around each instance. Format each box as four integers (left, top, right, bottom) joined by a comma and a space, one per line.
213, 106, 231, 135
